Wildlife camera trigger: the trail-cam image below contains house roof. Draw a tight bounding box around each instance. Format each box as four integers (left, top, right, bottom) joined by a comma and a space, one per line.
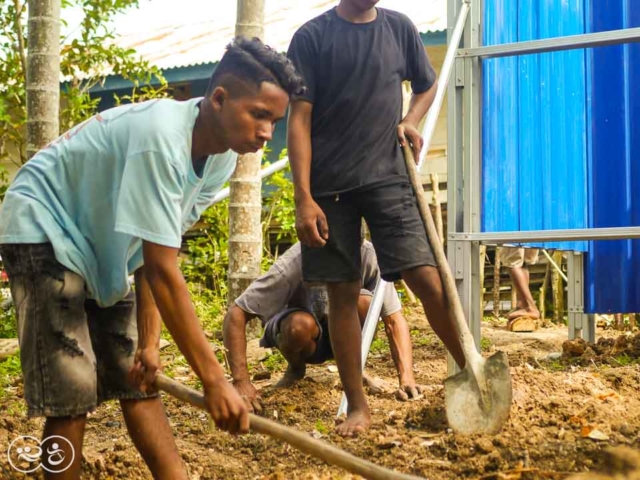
111, 0, 447, 71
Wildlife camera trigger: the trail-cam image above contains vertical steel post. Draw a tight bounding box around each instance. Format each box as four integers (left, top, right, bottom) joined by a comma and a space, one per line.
567, 252, 594, 342
463, 0, 483, 354
447, 0, 467, 375
449, 0, 483, 377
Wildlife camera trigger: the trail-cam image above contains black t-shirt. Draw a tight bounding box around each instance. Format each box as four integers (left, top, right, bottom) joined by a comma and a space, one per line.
287, 7, 436, 197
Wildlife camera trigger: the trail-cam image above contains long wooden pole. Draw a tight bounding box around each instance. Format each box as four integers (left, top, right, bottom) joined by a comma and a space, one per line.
155, 375, 424, 480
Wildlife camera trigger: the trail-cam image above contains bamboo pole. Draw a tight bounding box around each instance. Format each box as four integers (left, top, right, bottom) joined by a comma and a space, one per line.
551, 251, 564, 324
430, 173, 444, 244
493, 247, 502, 319
538, 261, 550, 321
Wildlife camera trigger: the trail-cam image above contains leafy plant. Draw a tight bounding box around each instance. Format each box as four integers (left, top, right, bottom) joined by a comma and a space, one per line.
0, 353, 21, 398
314, 419, 329, 435
0, 0, 167, 170
370, 335, 389, 355
262, 148, 298, 258
0, 303, 17, 339
182, 148, 298, 306
0, 165, 8, 202
181, 201, 231, 301
261, 350, 286, 372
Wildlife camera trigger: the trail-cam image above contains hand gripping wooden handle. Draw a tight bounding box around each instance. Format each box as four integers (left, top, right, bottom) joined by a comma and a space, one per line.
155, 374, 425, 480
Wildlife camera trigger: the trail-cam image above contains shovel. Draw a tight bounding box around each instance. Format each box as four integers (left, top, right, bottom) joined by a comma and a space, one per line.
155, 374, 425, 480
402, 145, 512, 435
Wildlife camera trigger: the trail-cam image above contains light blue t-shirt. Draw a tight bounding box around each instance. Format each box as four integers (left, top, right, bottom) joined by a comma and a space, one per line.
0, 98, 237, 307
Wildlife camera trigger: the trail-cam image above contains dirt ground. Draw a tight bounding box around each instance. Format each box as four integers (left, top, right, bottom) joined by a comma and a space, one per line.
1, 307, 640, 479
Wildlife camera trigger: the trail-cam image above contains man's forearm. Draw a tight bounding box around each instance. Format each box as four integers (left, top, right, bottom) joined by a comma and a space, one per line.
223, 306, 253, 382
144, 263, 225, 387
287, 102, 314, 202
134, 268, 162, 349
383, 312, 414, 383
403, 81, 438, 127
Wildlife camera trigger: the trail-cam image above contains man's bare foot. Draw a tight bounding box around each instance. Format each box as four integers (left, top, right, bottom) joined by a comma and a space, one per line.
335, 408, 372, 437
507, 307, 540, 321
274, 363, 305, 388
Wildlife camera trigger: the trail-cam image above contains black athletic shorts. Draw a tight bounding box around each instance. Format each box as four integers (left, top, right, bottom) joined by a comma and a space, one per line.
302, 181, 437, 283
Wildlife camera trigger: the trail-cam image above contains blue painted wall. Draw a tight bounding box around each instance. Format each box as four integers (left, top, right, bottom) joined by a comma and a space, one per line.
585, 0, 640, 312
483, 0, 640, 313
482, 0, 588, 252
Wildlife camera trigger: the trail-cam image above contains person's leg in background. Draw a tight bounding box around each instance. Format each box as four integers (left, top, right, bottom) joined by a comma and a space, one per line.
501, 247, 540, 321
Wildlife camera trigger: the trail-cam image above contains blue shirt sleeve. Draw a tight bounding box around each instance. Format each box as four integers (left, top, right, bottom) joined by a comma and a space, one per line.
115, 151, 185, 248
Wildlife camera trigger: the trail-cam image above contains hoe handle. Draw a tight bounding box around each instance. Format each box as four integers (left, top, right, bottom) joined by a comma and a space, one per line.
155, 374, 425, 480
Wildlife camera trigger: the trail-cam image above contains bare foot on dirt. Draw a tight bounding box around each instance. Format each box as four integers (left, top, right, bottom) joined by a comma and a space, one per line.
274, 364, 305, 388
335, 408, 372, 437
507, 308, 540, 321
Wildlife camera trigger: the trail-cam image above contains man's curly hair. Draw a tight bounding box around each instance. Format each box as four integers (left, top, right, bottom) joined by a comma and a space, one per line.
207, 37, 305, 98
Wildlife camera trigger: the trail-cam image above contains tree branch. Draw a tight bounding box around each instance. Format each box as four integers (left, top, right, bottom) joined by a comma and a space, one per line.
13, 0, 27, 80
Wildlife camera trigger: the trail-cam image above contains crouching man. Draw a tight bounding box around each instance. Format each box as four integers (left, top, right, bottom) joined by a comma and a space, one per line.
223, 240, 424, 413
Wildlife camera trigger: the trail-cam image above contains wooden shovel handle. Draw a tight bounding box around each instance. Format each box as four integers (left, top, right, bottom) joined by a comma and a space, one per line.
402, 146, 479, 361
155, 374, 424, 480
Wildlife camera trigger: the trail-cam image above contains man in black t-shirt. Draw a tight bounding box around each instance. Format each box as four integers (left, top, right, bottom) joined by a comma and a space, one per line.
287, 0, 466, 437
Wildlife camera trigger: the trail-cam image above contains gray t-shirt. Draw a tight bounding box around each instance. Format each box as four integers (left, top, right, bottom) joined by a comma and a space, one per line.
235, 241, 402, 323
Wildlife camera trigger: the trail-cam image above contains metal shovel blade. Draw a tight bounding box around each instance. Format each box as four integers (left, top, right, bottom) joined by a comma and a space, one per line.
444, 351, 512, 435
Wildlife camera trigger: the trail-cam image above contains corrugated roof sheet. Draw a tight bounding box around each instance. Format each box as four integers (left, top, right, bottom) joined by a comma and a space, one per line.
112, 0, 446, 70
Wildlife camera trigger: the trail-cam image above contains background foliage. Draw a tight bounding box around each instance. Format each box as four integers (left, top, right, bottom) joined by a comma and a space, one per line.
0, 0, 166, 170
181, 149, 298, 332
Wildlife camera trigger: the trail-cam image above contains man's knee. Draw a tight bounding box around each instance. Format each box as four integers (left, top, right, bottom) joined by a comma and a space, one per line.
357, 294, 372, 321
281, 312, 319, 346
402, 265, 443, 299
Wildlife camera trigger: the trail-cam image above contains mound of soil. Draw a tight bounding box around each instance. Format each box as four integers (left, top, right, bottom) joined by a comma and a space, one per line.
562, 333, 640, 365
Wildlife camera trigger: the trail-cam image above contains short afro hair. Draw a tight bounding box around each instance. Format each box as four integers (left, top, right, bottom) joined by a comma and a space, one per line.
206, 37, 305, 98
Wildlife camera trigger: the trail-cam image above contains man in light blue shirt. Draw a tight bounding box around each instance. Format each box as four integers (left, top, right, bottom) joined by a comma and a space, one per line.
0, 37, 304, 478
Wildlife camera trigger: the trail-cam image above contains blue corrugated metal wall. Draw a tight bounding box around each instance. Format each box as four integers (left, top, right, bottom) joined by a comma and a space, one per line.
483, 0, 639, 313
585, 0, 640, 313
482, 0, 588, 252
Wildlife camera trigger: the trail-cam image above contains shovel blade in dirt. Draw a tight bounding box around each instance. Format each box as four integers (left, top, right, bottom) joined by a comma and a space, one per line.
402, 144, 513, 435
444, 351, 512, 435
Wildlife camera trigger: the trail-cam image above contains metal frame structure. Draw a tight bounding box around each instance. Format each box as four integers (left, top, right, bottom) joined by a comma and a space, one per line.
447, 0, 640, 370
